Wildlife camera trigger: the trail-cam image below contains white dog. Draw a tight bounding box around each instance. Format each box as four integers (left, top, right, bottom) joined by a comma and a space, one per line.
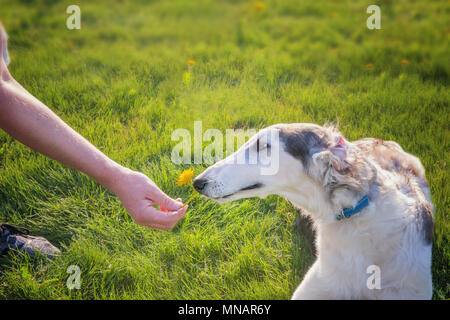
194, 123, 433, 299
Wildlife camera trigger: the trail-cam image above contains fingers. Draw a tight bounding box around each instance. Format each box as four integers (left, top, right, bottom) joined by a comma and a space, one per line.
135, 205, 188, 231
159, 198, 183, 212
152, 188, 184, 212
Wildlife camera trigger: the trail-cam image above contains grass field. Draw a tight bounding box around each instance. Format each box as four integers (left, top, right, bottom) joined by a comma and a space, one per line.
0, 0, 448, 299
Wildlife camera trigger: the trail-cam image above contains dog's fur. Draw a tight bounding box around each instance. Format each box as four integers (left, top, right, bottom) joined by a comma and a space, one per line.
194, 123, 433, 299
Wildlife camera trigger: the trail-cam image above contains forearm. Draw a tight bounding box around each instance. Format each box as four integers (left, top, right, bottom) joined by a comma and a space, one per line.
0, 79, 122, 190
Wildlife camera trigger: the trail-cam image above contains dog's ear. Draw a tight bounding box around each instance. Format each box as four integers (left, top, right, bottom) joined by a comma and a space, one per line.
311, 135, 367, 197
313, 136, 349, 172
330, 136, 347, 162
312, 135, 376, 200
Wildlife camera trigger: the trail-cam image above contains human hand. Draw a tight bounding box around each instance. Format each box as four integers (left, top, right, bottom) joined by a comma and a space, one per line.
107, 166, 187, 230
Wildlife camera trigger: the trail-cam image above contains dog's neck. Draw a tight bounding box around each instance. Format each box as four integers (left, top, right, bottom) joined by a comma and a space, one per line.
280, 180, 371, 225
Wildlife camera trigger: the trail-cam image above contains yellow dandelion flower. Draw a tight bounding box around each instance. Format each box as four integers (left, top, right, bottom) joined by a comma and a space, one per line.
177, 168, 194, 186
365, 63, 374, 69
187, 59, 196, 66
401, 59, 409, 65
252, 1, 266, 13
128, 88, 137, 96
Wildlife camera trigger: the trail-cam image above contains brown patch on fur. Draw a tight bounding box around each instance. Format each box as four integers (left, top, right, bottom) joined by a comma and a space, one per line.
354, 138, 426, 182
279, 124, 378, 198
278, 124, 331, 167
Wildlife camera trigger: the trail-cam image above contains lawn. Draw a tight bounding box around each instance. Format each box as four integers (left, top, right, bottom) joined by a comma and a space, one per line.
0, 0, 448, 299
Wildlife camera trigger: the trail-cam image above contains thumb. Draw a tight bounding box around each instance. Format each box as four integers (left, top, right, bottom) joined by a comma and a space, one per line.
153, 189, 183, 212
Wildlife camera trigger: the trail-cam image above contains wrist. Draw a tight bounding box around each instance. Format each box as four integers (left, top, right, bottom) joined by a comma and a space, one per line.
96, 161, 130, 195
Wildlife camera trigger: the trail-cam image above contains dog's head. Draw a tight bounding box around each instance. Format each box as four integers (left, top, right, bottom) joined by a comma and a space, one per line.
194, 123, 374, 218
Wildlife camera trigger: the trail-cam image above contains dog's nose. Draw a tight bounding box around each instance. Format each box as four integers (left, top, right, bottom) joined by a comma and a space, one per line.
193, 178, 209, 192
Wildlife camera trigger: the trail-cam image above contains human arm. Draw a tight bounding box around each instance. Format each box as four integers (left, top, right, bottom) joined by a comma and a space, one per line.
0, 25, 186, 230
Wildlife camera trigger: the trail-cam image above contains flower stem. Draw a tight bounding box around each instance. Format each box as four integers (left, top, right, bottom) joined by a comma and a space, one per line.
184, 185, 198, 206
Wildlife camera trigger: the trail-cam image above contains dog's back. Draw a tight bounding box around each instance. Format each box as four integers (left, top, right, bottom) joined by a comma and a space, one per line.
354, 138, 425, 180
354, 138, 432, 201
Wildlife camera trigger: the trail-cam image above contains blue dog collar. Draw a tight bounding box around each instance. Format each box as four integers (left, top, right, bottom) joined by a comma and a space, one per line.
336, 195, 370, 220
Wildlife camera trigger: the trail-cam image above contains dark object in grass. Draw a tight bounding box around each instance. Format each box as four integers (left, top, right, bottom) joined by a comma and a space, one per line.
0, 223, 60, 259
295, 210, 317, 257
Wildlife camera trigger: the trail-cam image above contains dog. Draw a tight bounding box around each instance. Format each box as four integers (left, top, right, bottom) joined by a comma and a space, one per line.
193, 123, 433, 299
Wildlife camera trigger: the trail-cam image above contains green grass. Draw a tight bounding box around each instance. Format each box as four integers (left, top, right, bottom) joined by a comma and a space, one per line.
0, 0, 448, 299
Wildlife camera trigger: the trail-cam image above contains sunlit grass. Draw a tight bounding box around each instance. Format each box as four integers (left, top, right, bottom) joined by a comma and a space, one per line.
0, 0, 448, 299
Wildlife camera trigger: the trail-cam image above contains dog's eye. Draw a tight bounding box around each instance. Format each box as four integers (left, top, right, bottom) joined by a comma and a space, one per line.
256, 139, 270, 152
